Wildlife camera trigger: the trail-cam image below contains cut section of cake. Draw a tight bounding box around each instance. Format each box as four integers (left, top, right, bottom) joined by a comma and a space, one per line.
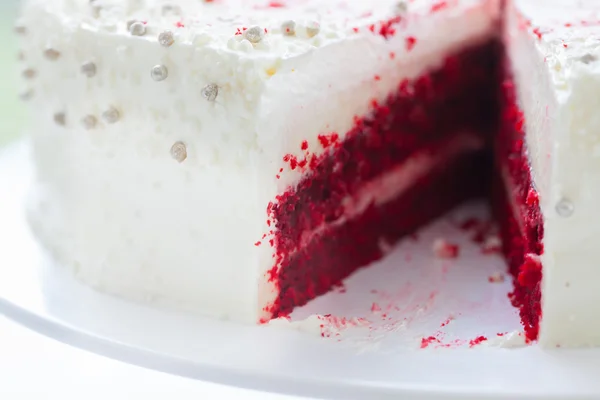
502, 0, 600, 347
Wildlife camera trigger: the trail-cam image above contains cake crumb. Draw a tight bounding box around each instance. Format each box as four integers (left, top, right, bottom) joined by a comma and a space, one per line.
371, 302, 382, 313
488, 272, 505, 283
440, 314, 455, 327
420, 336, 440, 349
469, 335, 488, 347
432, 239, 459, 258
482, 235, 502, 254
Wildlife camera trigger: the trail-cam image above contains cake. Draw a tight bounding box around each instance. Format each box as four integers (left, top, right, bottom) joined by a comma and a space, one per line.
17, 0, 600, 347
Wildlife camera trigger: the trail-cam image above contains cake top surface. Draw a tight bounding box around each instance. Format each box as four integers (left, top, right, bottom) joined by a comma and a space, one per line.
23, 0, 495, 58
513, 0, 600, 91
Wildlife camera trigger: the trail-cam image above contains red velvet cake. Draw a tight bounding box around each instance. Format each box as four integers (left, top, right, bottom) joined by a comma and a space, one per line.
22, 0, 600, 347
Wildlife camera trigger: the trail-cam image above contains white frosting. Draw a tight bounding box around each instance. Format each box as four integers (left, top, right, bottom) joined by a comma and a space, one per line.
506, 0, 600, 347
20, 0, 499, 323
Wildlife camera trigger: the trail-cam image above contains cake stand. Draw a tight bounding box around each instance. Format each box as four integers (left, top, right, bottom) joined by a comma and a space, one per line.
1, 141, 600, 400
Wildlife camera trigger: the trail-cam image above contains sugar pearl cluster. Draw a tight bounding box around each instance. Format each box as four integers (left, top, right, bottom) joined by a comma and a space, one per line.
18, 0, 425, 167
227, 19, 323, 53
16, 3, 248, 165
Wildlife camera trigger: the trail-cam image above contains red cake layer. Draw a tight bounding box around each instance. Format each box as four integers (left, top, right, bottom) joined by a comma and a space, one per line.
265, 41, 502, 319
493, 76, 544, 342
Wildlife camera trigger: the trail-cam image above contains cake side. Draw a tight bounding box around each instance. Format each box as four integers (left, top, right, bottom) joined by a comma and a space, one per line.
19, 0, 500, 323
21, 5, 269, 320
507, 0, 600, 347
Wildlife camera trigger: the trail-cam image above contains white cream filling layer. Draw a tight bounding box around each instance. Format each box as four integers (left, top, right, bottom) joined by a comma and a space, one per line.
297, 133, 485, 252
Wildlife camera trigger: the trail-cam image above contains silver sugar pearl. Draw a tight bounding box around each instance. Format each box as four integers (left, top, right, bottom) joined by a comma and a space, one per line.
54, 112, 66, 126
22, 68, 36, 79
82, 115, 98, 129
395, 1, 409, 14
170, 141, 187, 163
102, 107, 120, 124
556, 198, 574, 217
580, 53, 597, 64
44, 48, 61, 61
201, 83, 219, 102
158, 30, 175, 47
129, 21, 147, 36
151, 64, 169, 81
14, 25, 27, 35
306, 21, 320, 38
244, 26, 265, 44
81, 61, 97, 77
281, 20, 296, 36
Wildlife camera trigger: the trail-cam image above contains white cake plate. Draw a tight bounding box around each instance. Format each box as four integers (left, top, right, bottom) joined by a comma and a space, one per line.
2, 141, 600, 400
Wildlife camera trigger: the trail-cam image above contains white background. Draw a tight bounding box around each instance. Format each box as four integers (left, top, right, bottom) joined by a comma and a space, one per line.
0, 316, 305, 400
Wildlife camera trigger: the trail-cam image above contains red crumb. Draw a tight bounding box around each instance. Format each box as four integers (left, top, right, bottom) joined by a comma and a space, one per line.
389, 52, 396, 60
175, 21, 185, 28
378, 16, 402, 39
420, 336, 440, 349
459, 217, 481, 230
300, 140, 308, 151
432, 239, 460, 259
335, 283, 347, 293
374, 75, 381, 81
371, 302, 382, 312
405, 36, 417, 51
469, 336, 488, 347
431, 1, 448, 12
488, 272, 506, 283
440, 316, 455, 327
